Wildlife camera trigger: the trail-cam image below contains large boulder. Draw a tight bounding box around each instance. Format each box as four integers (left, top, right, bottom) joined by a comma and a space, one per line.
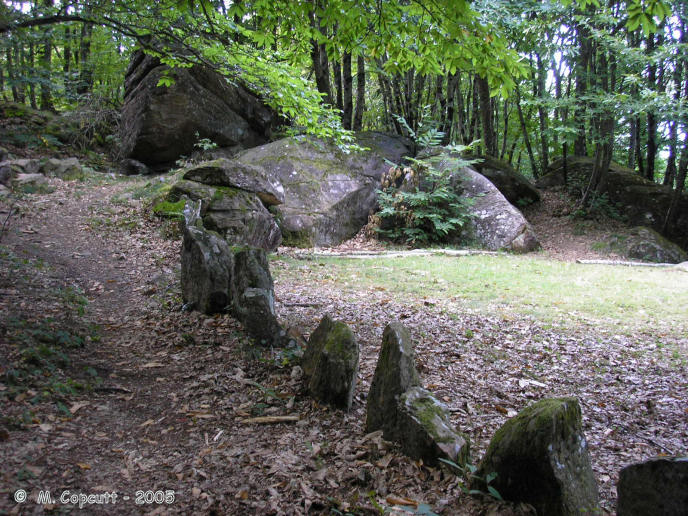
471, 155, 541, 207
120, 51, 278, 170
607, 226, 688, 264
617, 457, 688, 516
169, 179, 282, 251
476, 397, 599, 516
301, 315, 359, 410
234, 133, 411, 246
539, 157, 688, 249
453, 165, 539, 252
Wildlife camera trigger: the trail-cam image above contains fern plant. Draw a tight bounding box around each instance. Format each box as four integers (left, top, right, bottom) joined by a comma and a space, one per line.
374, 111, 479, 246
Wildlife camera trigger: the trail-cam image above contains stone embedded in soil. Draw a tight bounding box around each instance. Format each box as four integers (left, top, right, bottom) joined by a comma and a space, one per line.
617, 457, 688, 516
476, 397, 599, 516
301, 315, 359, 410
41, 157, 83, 180
366, 322, 420, 436
397, 386, 470, 466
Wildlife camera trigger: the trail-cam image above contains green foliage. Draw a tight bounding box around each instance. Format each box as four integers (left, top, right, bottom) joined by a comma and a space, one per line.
438, 458, 503, 501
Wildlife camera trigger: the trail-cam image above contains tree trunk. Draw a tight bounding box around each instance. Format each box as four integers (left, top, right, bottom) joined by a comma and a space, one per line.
515, 85, 539, 178
476, 75, 496, 156
309, 6, 333, 106
28, 42, 37, 109
332, 58, 343, 112
6, 46, 19, 103
573, 18, 592, 156
353, 55, 365, 131
662, 134, 688, 233
646, 33, 658, 182
40, 27, 54, 111
342, 52, 353, 130
536, 52, 549, 173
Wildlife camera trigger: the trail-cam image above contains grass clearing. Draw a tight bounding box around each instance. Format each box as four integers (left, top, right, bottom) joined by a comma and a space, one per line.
274, 253, 688, 334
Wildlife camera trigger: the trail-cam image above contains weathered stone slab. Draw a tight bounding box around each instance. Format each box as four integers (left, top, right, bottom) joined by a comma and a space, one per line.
617, 457, 688, 516
41, 157, 83, 180
302, 315, 359, 410
398, 386, 470, 466
476, 397, 599, 516
366, 322, 420, 436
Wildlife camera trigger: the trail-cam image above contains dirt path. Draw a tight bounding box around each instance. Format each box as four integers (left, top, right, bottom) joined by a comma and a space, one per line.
1, 174, 686, 515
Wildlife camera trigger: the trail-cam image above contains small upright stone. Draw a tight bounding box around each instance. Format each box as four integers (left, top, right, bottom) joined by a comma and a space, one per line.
180, 201, 232, 314
397, 386, 470, 466
617, 457, 688, 516
41, 157, 83, 180
476, 397, 599, 516
365, 322, 420, 437
302, 315, 359, 410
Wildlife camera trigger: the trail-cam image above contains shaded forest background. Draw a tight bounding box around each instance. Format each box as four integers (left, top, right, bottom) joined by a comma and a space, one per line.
1, 0, 686, 224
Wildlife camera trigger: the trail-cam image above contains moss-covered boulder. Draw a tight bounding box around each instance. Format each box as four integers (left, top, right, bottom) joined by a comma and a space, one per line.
302, 315, 359, 410
169, 179, 282, 251
397, 386, 470, 466
183, 158, 284, 206
234, 133, 410, 246
476, 397, 599, 516
607, 226, 687, 264
617, 457, 688, 516
366, 322, 420, 436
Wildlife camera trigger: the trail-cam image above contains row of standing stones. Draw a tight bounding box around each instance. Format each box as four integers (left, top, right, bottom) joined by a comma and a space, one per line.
180, 203, 686, 516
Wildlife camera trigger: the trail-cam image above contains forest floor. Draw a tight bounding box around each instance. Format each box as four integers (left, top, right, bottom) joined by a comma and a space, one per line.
0, 165, 686, 516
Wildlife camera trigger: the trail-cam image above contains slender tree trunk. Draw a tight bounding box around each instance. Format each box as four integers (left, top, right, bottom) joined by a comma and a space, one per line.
342, 52, 353, 130
353, 55, 365, 131
309, 5, 333, 106
515, 85, 539, 178
536, 52, 549, 173
500, 100, 509, 160
646, 32, 658, 182
573, 18, 592, 156
6, 47, 19, 103
476, 75, 496, 156
28, 42, 37, 109
76, 18, 93, 95
332, 58, 343, 112
662, 134, 688, 233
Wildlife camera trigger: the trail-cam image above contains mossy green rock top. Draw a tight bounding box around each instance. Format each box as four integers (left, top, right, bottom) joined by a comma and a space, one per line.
397, 386, 470, 466
608, 226, 687, 264
301, 315, 359, 410
476, 397, 599, 516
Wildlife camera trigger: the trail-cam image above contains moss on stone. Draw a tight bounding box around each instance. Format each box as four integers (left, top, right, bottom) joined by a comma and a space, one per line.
282, 230, 313, 248
409, 394, 453, 443
152, 199, 186, 220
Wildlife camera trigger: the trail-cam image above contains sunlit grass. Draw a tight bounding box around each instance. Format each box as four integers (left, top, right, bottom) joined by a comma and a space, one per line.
274, 254, 688, 334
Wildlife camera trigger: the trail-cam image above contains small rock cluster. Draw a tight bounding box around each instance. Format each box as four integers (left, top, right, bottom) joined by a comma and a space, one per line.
0, 154, 85, 196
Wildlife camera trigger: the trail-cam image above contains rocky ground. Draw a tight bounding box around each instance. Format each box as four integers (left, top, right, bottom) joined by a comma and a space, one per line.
0, 167, 686, 515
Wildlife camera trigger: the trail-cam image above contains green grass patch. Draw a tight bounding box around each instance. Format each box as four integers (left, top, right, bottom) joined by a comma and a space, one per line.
274, 254, 688, 333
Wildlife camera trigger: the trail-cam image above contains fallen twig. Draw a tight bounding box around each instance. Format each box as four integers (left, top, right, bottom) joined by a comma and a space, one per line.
576, 259, 674, 267
241, 415, 299, 424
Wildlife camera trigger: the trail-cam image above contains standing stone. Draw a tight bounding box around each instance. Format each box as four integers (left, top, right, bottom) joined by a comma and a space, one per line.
228, 247, 283, 345
180, 201, 233, 314
302, 315, 359, 410
617, 457, 688, 516
365, 322, 420, 436
397, 386, 470, 466
476, 397, 599, 516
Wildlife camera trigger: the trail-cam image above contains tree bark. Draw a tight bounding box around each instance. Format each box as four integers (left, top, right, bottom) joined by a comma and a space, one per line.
476, 75, 496, 156
353, 54, 365, 131
515, 85, 539, 178
536, 52, 549, 173
645, 32, 658, 182
573, 18, 592, 156
342, 52, 353, 130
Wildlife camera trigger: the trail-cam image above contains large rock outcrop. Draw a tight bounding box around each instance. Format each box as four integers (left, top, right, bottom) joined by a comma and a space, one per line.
234, 133, 411, 246
538, 157, 688, 249
120, 51, 278, 170
476, 397, 599, 516
617, 457, 688, 516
